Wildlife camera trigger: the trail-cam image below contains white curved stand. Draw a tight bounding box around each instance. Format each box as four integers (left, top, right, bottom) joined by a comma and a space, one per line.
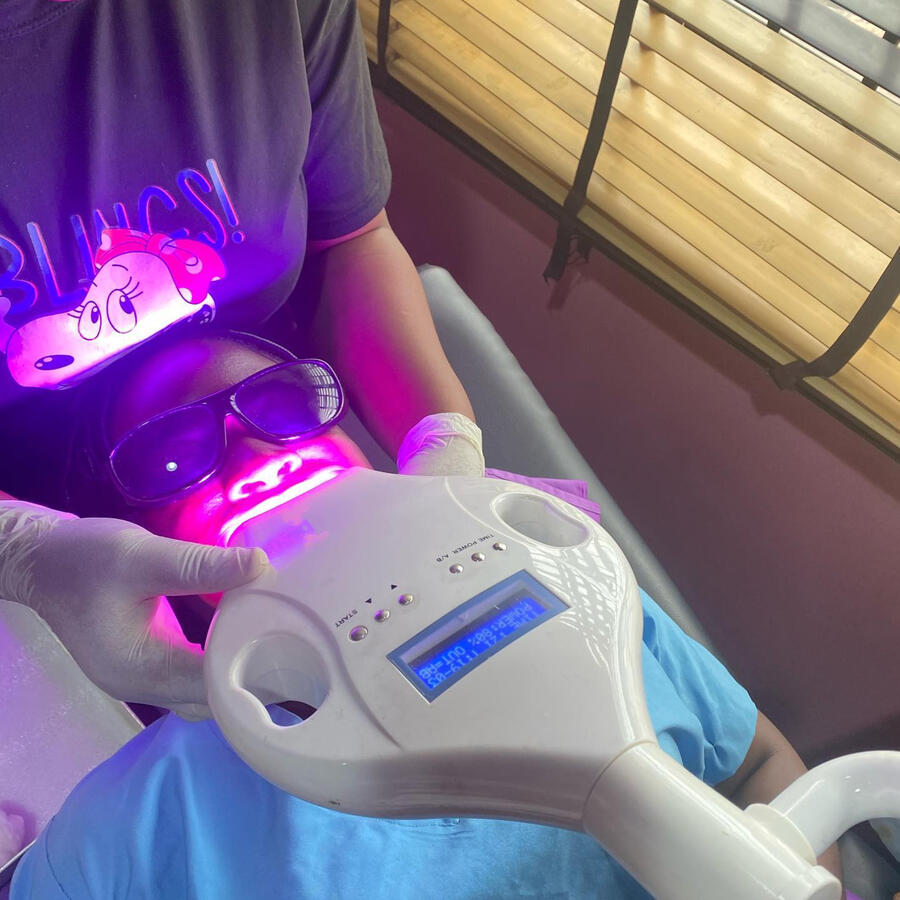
768, 752, 900, 858
584, 742, 841, 900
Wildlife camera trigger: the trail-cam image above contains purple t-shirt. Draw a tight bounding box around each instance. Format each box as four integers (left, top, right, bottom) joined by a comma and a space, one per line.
0, 0, 390, 501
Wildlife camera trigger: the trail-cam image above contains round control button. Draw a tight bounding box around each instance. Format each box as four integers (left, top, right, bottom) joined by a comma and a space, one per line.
449, 563, 463, 574
349, 626, 368, 642
471, 552, 485, 562
398, 593, 415, 606
374, 608, 390, 622
492, 542, 507, 552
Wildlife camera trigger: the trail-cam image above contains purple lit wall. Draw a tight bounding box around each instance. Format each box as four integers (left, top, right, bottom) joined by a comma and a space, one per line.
375, 93, 900, 763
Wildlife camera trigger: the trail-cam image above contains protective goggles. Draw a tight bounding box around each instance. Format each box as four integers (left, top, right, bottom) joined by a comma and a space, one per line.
108, 358, 345, 504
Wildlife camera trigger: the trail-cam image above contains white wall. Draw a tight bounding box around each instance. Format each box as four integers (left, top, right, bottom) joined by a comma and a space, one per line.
377, 93, 900, 762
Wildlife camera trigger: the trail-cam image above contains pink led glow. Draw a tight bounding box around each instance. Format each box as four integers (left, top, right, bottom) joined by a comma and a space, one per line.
0, 229, 223, 389
226, 454, 305, 504
218, 465, 343, 547
145, 429, 371, 562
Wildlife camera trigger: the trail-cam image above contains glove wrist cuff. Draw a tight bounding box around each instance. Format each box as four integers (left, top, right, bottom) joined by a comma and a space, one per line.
397, 412, 483, 472
0, 502, 76, 606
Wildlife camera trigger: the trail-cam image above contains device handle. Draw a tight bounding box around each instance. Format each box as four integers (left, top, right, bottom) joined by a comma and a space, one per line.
205, 588, 319, 746
583, 742, 841, 900
205, 588, 399, 804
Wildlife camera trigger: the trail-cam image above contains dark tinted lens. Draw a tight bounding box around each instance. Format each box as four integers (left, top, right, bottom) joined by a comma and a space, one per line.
234, 362, 342, 437
110, 405, 221, 501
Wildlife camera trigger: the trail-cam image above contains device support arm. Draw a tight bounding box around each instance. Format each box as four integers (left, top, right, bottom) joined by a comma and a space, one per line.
582, 742, 841, 900
767, 751, 900, 859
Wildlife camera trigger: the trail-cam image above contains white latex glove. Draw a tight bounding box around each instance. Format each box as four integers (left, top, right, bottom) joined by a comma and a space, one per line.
0, 501, 269, 719
0, 808, 25, 866
396, 412, 485, 477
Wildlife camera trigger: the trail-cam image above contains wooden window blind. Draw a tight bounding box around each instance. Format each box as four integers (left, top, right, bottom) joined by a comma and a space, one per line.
360, 0, 900, 456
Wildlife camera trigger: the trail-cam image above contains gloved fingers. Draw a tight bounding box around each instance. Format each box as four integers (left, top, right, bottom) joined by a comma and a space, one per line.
124, 632, 207, 709
94, 595, 211, 711
82, 637, 209, 712
127, 534, 270, 598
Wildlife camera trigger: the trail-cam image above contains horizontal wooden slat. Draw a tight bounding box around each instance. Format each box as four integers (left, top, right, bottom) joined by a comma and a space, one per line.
618, 52, 900, 258
367, 30, 805, 356
827, 0, 900, 35
588, 0, 900, 209
512, 0, 900, 250
808, 378, 900, 449
611, 86, 891, 287
591, 144, 900, 410
736, 0, 900, 94
583, 190, 900, 449
387, 2, 582, 171
605, 108, 896, 338
365, 31, 571, 200
580, 176, 900, 436
646, 0, 900, 154
509, 0, 900, 248
388, 63, 571, 203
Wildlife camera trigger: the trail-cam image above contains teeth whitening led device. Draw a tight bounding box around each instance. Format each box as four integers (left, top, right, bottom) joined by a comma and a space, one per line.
205, 468, 900, 900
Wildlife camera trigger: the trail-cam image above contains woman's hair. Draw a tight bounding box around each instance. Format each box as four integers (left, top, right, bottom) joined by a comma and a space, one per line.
61, 325, 295, 519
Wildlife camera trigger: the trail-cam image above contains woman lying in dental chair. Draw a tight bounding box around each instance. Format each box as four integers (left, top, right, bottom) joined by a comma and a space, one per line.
8, 328, 845, 900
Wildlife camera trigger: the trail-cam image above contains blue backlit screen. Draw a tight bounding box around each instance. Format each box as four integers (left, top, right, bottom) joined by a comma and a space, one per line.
409, 595, 543, 689
388, 571, 567, 701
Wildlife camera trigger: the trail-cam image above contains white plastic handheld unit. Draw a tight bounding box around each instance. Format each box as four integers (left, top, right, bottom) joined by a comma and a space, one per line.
205, 469, 845, 900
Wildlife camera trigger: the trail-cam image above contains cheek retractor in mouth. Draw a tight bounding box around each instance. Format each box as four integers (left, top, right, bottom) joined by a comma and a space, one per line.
217, 465, 344, 547
227, 456, 303, 502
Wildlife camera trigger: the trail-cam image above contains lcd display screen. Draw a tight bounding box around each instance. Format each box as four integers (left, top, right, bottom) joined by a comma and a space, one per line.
388, 570, 567, 701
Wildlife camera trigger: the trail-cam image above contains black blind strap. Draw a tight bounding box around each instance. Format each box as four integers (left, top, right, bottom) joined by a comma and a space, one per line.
770, 246, 900, 390
375, 0, 393, 89
544, 0, 638, 282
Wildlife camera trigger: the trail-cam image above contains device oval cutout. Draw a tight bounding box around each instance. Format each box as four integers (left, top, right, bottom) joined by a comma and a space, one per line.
493, 493, 589, 548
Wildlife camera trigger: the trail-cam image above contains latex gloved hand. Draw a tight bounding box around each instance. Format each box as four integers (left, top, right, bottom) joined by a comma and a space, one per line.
0, 501, 268, 719
396, 412, 485, 477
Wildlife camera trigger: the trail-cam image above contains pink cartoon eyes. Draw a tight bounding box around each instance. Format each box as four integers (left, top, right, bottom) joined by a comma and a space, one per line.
78, 302, 102, 341
73, 282, 142, 341
108, 290, 138, 333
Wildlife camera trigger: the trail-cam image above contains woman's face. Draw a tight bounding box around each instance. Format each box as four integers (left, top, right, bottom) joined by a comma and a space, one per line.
107, 335, 371, 546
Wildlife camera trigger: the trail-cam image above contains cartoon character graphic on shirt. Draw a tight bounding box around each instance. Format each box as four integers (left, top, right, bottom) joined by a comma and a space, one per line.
0, 228, 223, 389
